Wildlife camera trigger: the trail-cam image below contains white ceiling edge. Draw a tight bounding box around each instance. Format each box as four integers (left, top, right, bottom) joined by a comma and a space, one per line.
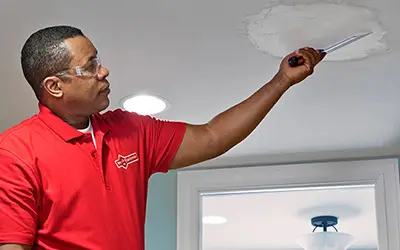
187, 146, 400, 169
244, 1, 389, 61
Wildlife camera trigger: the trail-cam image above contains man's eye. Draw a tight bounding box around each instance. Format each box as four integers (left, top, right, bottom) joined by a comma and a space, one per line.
86, 62, 97, 72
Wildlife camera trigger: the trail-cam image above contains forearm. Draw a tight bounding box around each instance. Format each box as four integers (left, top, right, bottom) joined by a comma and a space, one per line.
206, 72, 291, 155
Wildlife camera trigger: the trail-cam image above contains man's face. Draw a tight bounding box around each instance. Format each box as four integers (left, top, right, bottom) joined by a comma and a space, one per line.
45, 36, 111, 116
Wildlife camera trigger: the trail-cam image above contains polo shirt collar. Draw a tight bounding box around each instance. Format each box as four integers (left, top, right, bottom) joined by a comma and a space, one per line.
37, 103, 110, 142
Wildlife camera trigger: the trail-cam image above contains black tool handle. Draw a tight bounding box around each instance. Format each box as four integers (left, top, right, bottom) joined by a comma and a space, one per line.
288, 49, 324, 67
288, 55, 304, 67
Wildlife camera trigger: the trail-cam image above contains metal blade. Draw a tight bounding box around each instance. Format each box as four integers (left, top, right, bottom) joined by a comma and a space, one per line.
321, 32, 372, 54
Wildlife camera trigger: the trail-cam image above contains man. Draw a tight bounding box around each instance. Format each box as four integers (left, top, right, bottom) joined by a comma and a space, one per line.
0, 26, 325, 250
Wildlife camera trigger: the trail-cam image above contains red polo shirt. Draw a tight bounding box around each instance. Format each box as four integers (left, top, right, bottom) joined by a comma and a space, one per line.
0, 103, 186, 250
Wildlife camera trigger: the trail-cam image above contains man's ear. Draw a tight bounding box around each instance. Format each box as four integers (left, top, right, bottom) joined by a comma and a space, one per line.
42, 76, 64, 98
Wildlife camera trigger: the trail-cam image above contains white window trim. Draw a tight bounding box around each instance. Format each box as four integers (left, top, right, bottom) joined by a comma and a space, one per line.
177, 158, 400, 250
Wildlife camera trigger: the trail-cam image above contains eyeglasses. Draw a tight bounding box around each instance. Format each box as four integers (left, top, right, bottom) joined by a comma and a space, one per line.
55, 57, 102, 78
40, 57, 103, 88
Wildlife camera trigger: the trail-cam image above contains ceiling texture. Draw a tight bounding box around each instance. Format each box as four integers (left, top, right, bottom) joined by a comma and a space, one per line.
1, 0, 400, 167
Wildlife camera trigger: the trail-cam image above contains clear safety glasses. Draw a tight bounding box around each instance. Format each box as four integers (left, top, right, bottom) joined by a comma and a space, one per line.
55, 57, 102, 77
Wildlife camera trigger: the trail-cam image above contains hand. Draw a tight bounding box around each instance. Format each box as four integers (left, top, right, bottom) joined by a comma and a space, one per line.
278, 47, 326, 86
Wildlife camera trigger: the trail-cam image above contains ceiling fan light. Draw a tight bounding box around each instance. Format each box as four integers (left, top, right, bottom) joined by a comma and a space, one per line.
296, 232, 356, 250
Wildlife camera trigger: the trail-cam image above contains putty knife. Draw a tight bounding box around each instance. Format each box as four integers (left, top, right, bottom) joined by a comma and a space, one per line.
288, 32, 372, 67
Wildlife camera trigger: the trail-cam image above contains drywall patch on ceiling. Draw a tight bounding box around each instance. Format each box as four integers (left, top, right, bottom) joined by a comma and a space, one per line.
244, 1, 388, 61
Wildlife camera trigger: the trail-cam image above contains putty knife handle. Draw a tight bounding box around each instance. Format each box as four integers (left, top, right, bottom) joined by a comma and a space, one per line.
288, 55, 304, 67
288, 49, 324, 67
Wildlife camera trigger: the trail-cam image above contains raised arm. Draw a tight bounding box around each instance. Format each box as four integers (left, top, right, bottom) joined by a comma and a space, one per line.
169, 47, 325, 169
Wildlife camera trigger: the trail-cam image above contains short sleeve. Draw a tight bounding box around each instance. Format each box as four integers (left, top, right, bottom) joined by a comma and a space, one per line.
0, 148, 39, 245
139, 115, 186, 175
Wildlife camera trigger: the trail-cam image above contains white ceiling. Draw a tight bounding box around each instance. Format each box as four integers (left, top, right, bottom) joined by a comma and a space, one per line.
1, 0, 400, 167
202, 185, 377, 250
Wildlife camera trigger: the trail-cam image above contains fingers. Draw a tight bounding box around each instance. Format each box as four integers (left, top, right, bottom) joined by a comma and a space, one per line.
295, 47, 325, 66
297, 47, 317, 65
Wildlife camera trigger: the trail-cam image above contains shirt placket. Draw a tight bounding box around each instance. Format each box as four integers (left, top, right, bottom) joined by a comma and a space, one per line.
80, 133, 111, 190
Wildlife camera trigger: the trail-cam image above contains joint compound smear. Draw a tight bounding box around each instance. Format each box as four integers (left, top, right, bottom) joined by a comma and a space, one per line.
244, 2, 388, 61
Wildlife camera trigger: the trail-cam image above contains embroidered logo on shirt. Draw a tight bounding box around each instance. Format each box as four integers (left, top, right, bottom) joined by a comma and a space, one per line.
114, 153, 139, 169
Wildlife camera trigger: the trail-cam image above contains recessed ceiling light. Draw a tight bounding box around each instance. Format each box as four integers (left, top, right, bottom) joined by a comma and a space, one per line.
121, 94, 168, 115
202, 216, 227, 225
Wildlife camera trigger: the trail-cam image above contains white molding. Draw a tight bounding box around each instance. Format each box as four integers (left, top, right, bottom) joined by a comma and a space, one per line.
177, 158, 400, 250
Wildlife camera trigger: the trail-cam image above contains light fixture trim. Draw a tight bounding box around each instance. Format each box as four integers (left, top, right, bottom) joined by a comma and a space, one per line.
296, 215, 356, 250
296, 232, 356, 250
120, 93, 169, 115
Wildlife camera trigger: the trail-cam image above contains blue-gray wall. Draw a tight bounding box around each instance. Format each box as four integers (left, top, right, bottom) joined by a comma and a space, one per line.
146, 171, 178, 250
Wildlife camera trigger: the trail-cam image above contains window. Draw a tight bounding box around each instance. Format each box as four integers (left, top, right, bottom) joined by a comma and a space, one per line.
177, 158, 400, 250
